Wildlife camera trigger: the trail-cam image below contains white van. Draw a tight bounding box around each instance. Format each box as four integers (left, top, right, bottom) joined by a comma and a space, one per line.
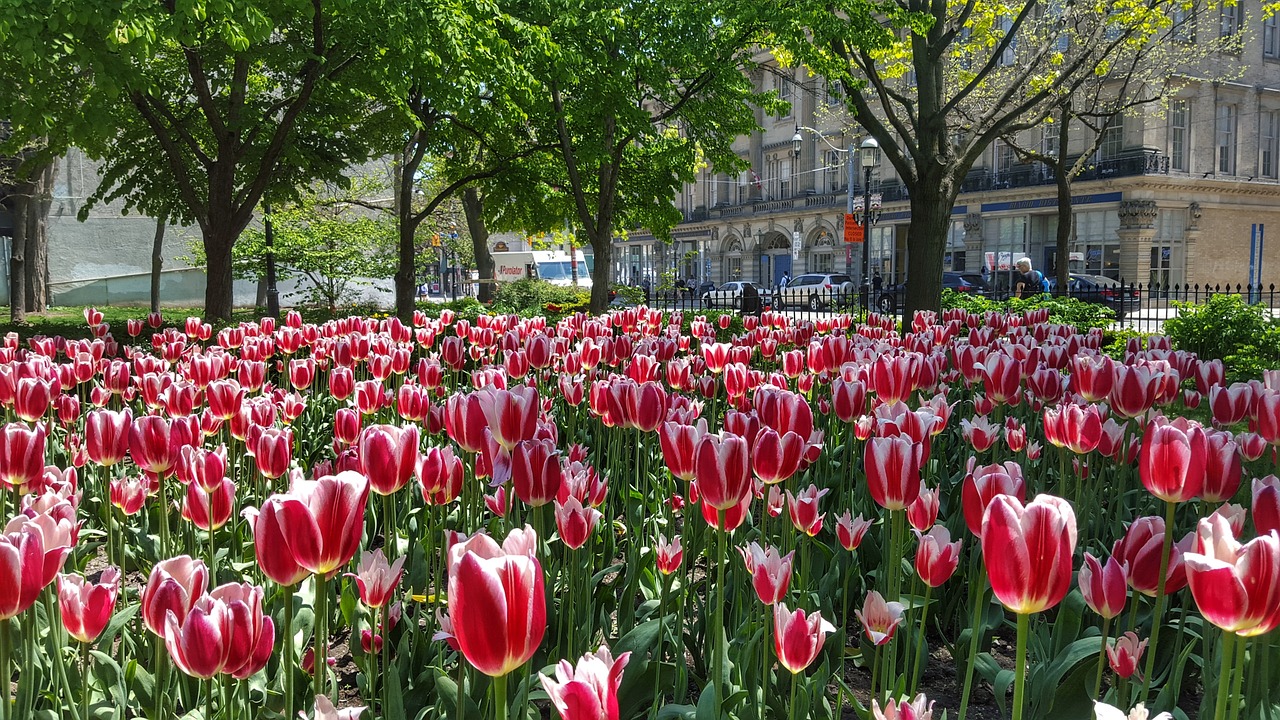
491, 250, 592, 289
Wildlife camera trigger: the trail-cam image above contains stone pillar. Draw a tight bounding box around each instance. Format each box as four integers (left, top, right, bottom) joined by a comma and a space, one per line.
1116, 200, 1158, 286
963, 213, 984, 273
1183, 202, 1203, 286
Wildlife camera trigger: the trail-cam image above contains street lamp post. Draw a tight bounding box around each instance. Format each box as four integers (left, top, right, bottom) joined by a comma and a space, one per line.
859, 137, 881, 307
264, 202, 280, 318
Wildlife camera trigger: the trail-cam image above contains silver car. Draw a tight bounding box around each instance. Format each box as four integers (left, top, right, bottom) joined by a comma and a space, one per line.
701, 281, 771, 309
774, 273, 856, 311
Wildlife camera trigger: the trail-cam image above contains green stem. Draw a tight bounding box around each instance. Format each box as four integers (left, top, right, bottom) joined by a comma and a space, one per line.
314, 574, 328, 700
789, 670, 799, 720
283, 588, 295, 720
380, 604, 390, 719
383, 492, 395, 559
1214, 632, 1236, 720
714, 516, 727, 711
1140, 500, 1176, 704
1093, 617, 1111, 700
835, 557, 852, 716
1012, 613, 1030, 720
910, 585, 933, 695
80, 642, 89, 720
153, 638, 166, 720
493, 672, 508, 720
958, 562, 985, 720
869, 644, 881, 709
1230, 634, 1247, 720
652, 575, 667, 720
0, 617, 9, 720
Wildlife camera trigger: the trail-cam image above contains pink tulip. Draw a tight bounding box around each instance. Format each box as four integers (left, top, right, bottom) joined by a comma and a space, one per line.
655, 535, 683, 575
164, 582, 274, 679
1139, 416, 1206, 504
180, 477, 236, 531
1184, 513, 1280, 636
786, 484, 828, 536
539, 646, 631, 720
982, 494, 1077, 614
1254, 476, 1280, 536
836, 512, 874, 551
259, 471, 371, 577
554, 497, 602, 550
141, 556, 208, 636
914, 526, 962, 587
358, 424, 421, 496
1079, 553, 1128, 619
58, 568, 121, 643
1106, 632, 1147, 680
347, 550, 404, 609
906, 488, 939, 532
871, 694, 935, 720
773, 602, 835, 674
738, 541, 793, 605
865, 435, 922, 511
856, 590, 905, 646
446, 526, 546, 677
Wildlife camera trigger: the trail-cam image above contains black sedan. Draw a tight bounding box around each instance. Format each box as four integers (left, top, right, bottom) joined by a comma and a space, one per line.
1046, 274, 1141, 318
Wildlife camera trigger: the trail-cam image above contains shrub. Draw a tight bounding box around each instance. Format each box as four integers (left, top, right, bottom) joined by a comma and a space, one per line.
940, 290, 1115, 329
1163, 293, 1272, 361
491, 279, 590, 316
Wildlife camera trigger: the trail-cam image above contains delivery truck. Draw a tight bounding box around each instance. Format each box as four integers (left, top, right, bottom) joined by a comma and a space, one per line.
491, 250, 592, 289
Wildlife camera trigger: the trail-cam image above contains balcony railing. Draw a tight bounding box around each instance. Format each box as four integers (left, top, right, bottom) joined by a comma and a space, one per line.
693, 148, 1171, 223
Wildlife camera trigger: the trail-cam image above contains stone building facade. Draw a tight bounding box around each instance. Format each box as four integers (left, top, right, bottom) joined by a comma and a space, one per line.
616, 2, 1280, 293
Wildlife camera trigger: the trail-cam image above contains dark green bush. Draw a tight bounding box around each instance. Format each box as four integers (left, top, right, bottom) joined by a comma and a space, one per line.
940, 290, 1115, 329
491, 279, 590, 316
1163, 293, 1272, 361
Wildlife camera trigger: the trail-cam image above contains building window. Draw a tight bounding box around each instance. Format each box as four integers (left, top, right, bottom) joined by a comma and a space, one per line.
1266, 13, 1280, 57
738, 170, 750, 204
995, 140, 1016, 176
1264, 111, 1280, 179
780, 158, 793, 198
1099, 116, 1124, 161
1169, 100, 1189, 171
1042, 121, 1061, 156
810, 252, 834, 273
1173, 6, 1196, 42
1221, 3, 1239, 38
776, 73, 793, 119
997, 16, 1017, 66
1217, 103, 1238, 174
825, 150, 843, 192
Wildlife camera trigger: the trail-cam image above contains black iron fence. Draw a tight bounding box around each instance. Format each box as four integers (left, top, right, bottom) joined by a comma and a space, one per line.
636, 282, 1280, 334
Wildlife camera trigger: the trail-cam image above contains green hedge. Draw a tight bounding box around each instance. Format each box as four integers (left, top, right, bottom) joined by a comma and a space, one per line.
940, 289, 1115, 329
1163, 293, 1280, 381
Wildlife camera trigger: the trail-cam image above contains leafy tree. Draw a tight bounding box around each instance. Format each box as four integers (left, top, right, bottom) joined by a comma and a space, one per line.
782, 0, 1227, 318
508, 0, 795, 313
0, 0, 385, 321
190, 182, 396, 313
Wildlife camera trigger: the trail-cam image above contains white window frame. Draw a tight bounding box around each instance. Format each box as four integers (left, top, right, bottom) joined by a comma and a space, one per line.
1263, 110, 1280, 179
1169, 100, 1189, 171
1266, 13, 1280, 57
1218, 104, 1238, 174
1221, 3, 1239, 38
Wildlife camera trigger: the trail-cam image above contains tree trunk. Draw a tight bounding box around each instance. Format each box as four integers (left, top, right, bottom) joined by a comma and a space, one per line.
10, 188, 28, 324
1054, 171, 1072, 290
24, 160, 52, 313
589, 227, 613, 314
394, 135, 427, 323
151, 216, 166, 313
901, 181, 956, 321
203, 231, 236, 322
461, 188, 494, 303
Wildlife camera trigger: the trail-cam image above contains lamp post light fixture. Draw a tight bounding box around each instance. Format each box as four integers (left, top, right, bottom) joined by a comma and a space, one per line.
794, 126, 871, 299
858, 137, 881, 309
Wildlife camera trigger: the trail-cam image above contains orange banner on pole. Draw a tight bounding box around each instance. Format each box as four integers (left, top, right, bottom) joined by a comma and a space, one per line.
843, 213, 864, 243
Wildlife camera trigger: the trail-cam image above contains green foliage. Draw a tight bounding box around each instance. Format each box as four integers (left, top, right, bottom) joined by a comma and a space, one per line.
1101, 328, 1154, 360
612, 284, 647, 305
1161, 293, 1280, 381
1163, 293, 1274, 361
940, 290, 1115, 329
490, 279, 590, 316
189, 184, 397, 311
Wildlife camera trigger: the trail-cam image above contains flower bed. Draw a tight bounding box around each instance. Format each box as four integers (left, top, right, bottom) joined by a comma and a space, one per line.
0, 304, 1277, 720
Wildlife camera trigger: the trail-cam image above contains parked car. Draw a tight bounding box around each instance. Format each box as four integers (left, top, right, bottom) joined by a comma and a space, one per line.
1046, 274, 1141, 319
875, 272, 992, 315
775, 273, 857, 311
701, 281, 772, 309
